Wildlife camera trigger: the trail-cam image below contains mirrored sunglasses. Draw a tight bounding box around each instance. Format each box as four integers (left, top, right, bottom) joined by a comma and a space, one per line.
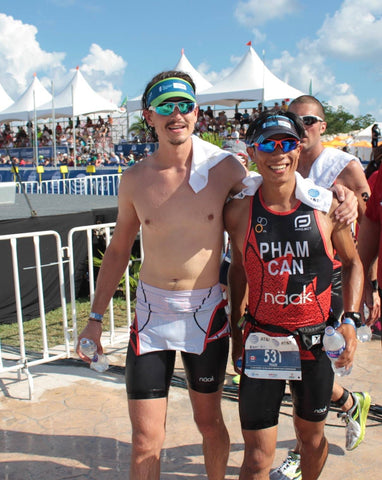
149, 101, 196, 116
301, 115, 324, 126
252, 138, 300, 153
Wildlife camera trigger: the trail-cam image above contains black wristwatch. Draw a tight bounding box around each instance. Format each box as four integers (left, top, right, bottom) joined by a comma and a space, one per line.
343, 312, 362, 328
371, 279, 378, 292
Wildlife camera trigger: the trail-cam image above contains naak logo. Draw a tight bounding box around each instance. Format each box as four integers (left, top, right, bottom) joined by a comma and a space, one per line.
255, 216, 268, 233
294, 214, 311, 231
264, 285, 313, 305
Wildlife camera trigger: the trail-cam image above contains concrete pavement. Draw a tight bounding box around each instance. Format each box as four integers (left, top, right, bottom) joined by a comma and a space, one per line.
0, 334, 381, 479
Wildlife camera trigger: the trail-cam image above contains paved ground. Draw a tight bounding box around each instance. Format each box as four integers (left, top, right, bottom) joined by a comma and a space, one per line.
0, 334, 381, 479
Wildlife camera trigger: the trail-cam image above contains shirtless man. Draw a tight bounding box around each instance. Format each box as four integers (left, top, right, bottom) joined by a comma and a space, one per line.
225, 111, 363, 480
270, 97, 375, 479
76, 71, 247, 480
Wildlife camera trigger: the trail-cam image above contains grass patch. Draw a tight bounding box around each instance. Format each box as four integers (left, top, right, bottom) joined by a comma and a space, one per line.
0, 297, 133, 352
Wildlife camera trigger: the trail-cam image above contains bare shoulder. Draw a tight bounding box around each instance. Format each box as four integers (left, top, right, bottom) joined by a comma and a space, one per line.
213, 154, 248, 194
337, 159, 369, 190
119, 158, 151, 193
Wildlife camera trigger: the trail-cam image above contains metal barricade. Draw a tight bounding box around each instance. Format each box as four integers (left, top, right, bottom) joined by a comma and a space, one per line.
0, 221, 142, 398
40, 174, 121, 196
15, 181, 40, 194
67, 222, 134, 348
0, 230, 69, 398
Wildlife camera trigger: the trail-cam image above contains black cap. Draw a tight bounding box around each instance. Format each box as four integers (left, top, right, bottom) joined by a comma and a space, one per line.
249, 115, 300, 144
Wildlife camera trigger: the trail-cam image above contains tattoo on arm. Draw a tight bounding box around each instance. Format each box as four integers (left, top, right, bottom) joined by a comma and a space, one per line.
361, 191, 370, 203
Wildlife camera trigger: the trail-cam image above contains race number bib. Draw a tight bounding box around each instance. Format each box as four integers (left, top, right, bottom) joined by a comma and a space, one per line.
244, 332, 301, 380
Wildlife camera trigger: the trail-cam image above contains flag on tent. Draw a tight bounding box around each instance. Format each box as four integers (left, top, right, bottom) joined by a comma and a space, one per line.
120, 95, 128, 108
246, 41, 252, 46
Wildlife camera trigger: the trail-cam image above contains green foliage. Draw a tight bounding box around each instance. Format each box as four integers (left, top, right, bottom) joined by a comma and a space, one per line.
128, 115, 148, 136
201, 132, 224, 147
93, 253, 141, 298
322, 102, 375, 135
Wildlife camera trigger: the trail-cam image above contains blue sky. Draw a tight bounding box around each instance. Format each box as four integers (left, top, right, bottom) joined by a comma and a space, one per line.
0, 0, 381, 118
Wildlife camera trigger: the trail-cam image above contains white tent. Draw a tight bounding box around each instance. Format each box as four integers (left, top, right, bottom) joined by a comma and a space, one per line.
197, 46, 304, 107
126, 49, 214, 112
174, 48, 213, 93
36, 67, 120, 118
0, 74, 52, 122
0, 83, 14, 112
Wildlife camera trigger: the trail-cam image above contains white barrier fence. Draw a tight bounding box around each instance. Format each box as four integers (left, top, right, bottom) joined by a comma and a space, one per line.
0, 222, 138, 398
15, 173, 121, 196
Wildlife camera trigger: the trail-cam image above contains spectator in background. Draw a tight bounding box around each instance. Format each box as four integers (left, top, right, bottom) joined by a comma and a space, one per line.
358, 163, 382, 329
371, 123, 380, 148
242, 109, 250, 126
205, 105, 214, 119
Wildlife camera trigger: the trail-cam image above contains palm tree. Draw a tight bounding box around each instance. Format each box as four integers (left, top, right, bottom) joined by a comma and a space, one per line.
128, 115, 149, 141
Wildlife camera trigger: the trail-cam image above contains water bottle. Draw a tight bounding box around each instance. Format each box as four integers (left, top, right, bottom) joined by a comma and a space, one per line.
323, 326, 351, 376
79, 338, 109, 373
357, 324, 372, 342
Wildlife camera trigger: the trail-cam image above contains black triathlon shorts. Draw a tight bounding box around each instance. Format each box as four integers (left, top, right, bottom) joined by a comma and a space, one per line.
126, 321, 229, 400
239, 349, 334, 430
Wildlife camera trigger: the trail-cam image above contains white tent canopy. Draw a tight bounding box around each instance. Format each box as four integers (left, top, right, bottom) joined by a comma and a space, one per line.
197, 46, 304, 107
0, 74, 52, 122
36, 67, 120, 119
126, 49, 214, 112
174, 48, 213, 93
0, 83, 14, 112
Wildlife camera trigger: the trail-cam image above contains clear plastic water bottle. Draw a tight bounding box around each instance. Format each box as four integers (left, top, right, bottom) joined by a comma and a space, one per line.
357, 324, 372, 342
79, 338, 109, 373
323, 326, 351, 376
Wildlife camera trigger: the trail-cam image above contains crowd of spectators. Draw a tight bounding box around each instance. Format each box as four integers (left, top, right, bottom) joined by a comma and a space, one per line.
129, 101, 289, 144
0, 114, 115, 164
0, 103, 289, 167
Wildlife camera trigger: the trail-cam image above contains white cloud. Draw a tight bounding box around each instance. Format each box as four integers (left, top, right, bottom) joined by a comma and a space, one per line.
230, 0, 382, 116
80, 44, 127, 104
269, 44, 360, 114
81, 43, 126, 77
0, 14, 127, 107
235, 0, 300, 27
317, 0, 382, 60
0, 14, 65, 96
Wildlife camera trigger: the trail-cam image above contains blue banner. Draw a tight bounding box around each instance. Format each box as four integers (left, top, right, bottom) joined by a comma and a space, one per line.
0, 146, 69, 161
115, 143, 157, 156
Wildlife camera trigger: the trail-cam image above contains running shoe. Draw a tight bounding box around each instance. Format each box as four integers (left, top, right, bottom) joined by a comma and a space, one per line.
269, 451, 302, 480
338, 391, 371, 451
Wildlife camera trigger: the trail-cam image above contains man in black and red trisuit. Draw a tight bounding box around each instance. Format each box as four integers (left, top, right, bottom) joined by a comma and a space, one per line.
225, 111, 363, 480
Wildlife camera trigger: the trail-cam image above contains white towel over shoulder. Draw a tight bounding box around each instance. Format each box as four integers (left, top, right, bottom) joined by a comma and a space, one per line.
308, 147, 360, 188
189, 135, 231, 193
233, 171, 333, 213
